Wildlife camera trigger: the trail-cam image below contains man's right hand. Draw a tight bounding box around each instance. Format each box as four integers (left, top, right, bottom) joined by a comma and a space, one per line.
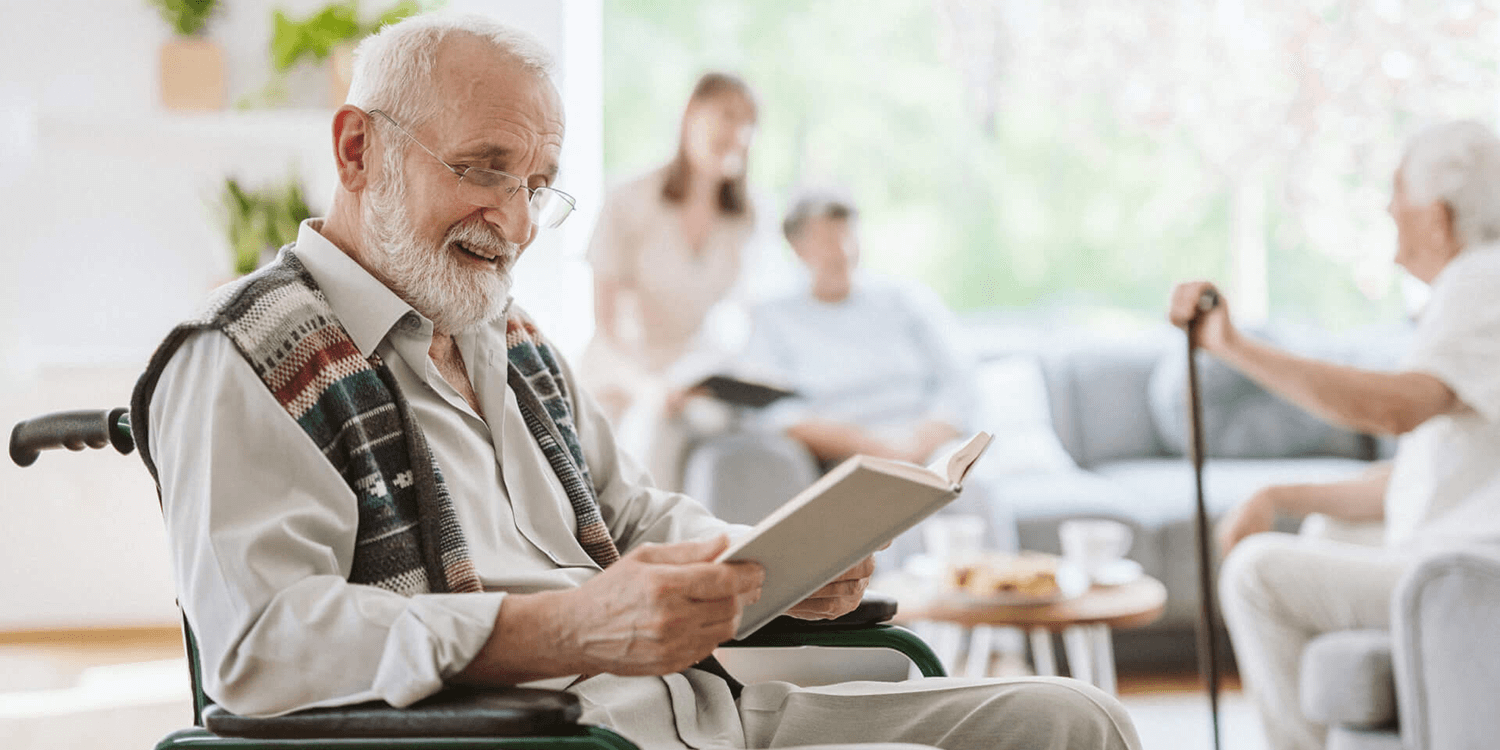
559, 535, 764, 676
1168, 280, 1238, 353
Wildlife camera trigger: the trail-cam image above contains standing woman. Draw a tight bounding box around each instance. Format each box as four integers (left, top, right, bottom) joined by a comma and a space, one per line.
581, 72, 768, 489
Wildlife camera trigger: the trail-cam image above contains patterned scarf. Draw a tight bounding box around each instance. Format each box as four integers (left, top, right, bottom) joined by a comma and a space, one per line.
506, 315, 621, 567
132, 248, 620, 596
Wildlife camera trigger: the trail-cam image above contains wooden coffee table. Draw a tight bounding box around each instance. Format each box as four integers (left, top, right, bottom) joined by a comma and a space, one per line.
897, 575, 1167, 693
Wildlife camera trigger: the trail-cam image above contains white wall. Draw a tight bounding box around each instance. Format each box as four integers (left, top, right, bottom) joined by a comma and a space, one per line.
0, 0, 602, 630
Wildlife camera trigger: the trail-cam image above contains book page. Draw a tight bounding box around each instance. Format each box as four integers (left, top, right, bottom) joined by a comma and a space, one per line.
924, 431, 994, 486
855, 455, 949, 488
715, 462, 961, 639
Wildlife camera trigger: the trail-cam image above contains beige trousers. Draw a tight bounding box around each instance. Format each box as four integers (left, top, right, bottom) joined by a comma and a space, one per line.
1218, 533, 1413, 750
571, 670, 1141, 750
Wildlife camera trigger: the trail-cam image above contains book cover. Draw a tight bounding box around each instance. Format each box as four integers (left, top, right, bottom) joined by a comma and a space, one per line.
718, 432, 993, 638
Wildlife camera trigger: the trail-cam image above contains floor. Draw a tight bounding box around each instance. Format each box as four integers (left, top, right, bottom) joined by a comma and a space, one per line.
0, 628, 1266, 750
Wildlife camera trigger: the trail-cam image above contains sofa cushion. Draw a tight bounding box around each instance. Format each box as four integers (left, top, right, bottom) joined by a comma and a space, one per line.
1300, 630, 1397, 729
1040, 343, 1169, 467
974, 355, 1077, 474
1147, 344, 1368, 459
1090, 457, 1373, 527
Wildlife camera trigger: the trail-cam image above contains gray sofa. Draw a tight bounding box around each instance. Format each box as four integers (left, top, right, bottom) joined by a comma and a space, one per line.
1003, 332, 1389, 669
686, 324, 1408, 670
1300, 543, 1500, 750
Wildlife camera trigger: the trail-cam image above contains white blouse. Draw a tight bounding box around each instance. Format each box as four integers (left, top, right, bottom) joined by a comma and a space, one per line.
584, 167, 773, 376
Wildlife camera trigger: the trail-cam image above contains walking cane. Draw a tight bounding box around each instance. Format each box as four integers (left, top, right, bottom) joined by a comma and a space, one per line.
1187, 288, 1223, 750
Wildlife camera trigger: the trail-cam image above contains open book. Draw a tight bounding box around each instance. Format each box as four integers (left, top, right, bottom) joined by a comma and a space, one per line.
717, 431, 993, 639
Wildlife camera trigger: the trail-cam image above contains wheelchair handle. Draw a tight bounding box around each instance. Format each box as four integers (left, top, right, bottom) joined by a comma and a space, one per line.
9, 408, 134, 467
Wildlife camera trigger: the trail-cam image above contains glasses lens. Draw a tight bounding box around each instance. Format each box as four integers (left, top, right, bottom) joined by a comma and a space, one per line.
530, 188, 575, 229
456, 169, 523, 207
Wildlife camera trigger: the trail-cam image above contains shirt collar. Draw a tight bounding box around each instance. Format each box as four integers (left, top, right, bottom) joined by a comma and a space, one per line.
292, 218, 425, 357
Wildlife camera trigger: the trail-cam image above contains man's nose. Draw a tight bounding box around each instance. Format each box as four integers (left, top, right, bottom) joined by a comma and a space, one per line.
480, 189, 532, 242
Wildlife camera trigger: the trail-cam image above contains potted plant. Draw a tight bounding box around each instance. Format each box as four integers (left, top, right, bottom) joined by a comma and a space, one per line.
270, 1, 422, 107
152, 0, 224, 111
223, 177, 313, 276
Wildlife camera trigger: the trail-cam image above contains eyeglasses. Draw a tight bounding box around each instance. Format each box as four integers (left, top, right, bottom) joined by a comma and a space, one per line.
368, 108, 577, 229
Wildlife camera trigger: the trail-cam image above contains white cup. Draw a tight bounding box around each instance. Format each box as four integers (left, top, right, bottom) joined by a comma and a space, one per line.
1059, 519, 1133, 577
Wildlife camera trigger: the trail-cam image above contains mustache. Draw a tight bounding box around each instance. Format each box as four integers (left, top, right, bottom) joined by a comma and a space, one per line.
446, 220, 519, 263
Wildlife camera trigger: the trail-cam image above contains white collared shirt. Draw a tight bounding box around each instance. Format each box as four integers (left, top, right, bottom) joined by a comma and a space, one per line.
148, 220, 737, 716
1385, 245, 1500, 550
740, 273, 981, 436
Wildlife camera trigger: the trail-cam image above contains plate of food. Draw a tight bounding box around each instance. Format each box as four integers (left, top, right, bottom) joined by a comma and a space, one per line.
944, 552, 1091, 606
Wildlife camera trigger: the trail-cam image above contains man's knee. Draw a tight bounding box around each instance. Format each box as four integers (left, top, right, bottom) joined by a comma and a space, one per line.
1218, 532, 1299, 614
982, 678, 1140, 750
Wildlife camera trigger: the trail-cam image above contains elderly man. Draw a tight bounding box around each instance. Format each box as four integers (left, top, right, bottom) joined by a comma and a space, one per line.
130, 14, 1137, 750
745, 193, 973, 461
741, 190, 1016, 554
1168, 120, 1500, 750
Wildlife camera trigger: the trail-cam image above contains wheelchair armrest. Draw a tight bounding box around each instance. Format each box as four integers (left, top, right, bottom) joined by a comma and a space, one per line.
202, 686, 582, 739
738, 592, 899, 637
721, 593, 947, 678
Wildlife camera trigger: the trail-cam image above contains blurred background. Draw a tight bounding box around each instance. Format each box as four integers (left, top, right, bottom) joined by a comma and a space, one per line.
2, 0, 1497, 747
604, 0, 1497, 330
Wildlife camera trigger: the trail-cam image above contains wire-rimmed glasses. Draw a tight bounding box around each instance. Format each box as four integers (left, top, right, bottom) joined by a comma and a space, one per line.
368, 108, 577, 229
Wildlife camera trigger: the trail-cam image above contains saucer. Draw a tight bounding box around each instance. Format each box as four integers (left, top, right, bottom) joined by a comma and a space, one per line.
1090, 559, 1143, 587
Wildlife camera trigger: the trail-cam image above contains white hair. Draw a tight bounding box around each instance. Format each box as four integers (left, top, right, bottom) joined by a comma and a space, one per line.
345, 13, 555, 131
1401, 119, 1500, 249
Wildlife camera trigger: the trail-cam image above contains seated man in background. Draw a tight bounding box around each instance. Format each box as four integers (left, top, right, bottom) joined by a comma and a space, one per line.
133, 13, 1138, 750
742, 190, 1015, 554
1167, 119, 1500, 750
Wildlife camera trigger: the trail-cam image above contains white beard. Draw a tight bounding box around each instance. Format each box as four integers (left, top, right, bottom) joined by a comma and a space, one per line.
361, 166, 517, 335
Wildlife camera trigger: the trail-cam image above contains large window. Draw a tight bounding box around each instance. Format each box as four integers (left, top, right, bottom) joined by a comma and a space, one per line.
602, 0, 1498, 329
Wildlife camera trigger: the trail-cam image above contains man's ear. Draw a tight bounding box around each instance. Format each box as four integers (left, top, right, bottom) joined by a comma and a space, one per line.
1438, 201, 1462, 255
332, 106, 375, 193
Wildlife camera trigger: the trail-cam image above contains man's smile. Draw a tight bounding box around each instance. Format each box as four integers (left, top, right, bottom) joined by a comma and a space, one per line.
454, 239, 500, 264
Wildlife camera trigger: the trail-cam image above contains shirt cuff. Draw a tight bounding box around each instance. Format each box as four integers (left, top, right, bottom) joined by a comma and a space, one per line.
372, 591, 506, 707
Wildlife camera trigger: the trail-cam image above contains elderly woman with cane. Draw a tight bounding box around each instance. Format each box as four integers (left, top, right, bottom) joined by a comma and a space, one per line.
1167, 119, 1500, 750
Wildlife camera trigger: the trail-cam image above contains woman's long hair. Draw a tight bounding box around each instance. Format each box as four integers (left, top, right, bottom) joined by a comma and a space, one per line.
661, 72, 758, 216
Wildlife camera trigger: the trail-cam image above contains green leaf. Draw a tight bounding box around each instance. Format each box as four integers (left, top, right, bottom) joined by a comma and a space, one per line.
222, 176, 312, 276
370, 0, 422, 34
151, 0, 220, 37
270, 11, 305, 71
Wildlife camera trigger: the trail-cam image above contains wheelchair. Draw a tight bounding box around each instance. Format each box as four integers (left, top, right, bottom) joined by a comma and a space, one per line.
11, 408, 946, 750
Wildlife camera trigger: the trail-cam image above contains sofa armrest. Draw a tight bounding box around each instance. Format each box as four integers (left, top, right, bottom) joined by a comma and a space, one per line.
1392, 544, 1500, 750
202, 686, 582, 739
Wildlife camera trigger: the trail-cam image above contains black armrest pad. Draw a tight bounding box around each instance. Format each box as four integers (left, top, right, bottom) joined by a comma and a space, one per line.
746, 592, 898, 637
203, 686, 582, 739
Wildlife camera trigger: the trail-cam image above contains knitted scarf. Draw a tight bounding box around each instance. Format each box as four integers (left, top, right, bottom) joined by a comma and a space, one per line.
132, 248, 621, 596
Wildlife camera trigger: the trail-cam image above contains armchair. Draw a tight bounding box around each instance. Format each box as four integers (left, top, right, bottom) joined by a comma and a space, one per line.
1298, 544, 1500, 750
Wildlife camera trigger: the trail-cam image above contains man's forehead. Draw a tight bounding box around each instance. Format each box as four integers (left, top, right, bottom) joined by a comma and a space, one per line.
429, 34, 566, 141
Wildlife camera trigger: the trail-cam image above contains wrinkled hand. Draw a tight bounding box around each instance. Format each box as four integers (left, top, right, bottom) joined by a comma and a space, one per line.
785, 555, 874, 620
1168, 280, 1237, 353
562, 536, 764, 676
1217, 488, 1277, 556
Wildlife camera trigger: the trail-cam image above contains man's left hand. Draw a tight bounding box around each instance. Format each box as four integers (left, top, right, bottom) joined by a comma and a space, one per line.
785, 555, 874, 620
